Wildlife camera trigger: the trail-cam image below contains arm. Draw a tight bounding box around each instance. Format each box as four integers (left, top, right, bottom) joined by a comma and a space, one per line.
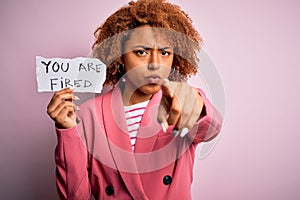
188, 88, 223, 143
47, 88, 91, 199
55, 123, 91, 200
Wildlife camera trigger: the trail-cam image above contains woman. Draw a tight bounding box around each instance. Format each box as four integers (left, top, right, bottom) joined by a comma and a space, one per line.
47, 0, 222, 199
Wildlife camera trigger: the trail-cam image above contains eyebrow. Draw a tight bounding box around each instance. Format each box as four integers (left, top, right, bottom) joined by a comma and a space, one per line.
132, 45, 172, 51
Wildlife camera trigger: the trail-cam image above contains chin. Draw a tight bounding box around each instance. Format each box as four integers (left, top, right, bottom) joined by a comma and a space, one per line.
139, 84, 161, 95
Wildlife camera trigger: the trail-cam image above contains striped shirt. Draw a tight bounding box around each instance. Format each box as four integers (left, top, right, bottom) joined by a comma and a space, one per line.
124, 100, 149, 151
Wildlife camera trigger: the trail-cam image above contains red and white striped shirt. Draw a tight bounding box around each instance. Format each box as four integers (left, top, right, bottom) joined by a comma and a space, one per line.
124, 100, 149, 151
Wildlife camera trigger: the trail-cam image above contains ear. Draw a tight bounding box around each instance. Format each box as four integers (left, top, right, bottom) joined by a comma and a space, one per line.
115, 56, 124, 65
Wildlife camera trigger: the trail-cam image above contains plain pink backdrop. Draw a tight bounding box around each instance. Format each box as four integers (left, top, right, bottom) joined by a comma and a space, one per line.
1, 0, 299, 199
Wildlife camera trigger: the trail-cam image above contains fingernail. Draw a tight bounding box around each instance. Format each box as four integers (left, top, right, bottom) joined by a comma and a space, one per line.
163, 78, 170, 83
74, 96, 80, 101
170, 90, 174, 98
173, 130, 179, 137
76, 106, 80, 111
161, 122, 166, 132
180, 127, 189, 137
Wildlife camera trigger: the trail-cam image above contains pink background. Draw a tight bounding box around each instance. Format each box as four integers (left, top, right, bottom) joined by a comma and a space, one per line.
1, 0, 299, 199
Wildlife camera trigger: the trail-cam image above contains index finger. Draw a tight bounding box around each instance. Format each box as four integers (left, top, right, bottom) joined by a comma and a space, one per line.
160, 79, 175, 99
52, 87, 74, 99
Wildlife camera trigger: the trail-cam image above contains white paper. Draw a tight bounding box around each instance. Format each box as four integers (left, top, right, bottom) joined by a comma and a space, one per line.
36, 56, 106, 93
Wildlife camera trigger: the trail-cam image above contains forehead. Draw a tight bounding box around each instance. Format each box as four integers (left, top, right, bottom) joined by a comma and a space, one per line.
124, 27, 173, 50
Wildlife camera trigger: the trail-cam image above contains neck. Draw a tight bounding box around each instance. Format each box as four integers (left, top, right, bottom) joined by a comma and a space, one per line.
122, 83, 152, 106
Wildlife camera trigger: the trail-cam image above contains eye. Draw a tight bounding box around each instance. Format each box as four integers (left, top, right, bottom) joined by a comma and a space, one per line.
133, 50, 148, 56
161, 51, 171, 56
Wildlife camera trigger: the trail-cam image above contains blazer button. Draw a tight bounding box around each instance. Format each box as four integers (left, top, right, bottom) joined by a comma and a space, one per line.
163, 175, 172, 185
105, 186, 114, 196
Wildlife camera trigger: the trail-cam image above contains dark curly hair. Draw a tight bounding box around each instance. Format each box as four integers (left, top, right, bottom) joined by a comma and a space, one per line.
92, 0, 202, 86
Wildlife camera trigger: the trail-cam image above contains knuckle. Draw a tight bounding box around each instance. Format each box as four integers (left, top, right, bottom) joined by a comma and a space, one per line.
57, 94, 64, 100
186, 123, 193, 130
171, 107, 181, 115
49, 112, 56, 119
53, 92, 60, 99
57, 110, 67, 120
182, 82, 189, 90
181, 111, 190, 120
61, 101, 71, 107
56, 116, 64, 124
167, 117, 175, 125
192, 112, 200, 119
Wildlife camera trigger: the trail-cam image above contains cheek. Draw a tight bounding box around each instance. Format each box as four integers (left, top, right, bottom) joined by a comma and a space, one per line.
124, 66, 145, 84
124, 56, 134, 71
165, 55, 174, 68
163, 57, 173, 74
125, 59, 147, 73
161, 67, 171, 78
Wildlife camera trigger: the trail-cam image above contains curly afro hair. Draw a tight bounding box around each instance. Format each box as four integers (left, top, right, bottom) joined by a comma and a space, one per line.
92, 0, 203, 86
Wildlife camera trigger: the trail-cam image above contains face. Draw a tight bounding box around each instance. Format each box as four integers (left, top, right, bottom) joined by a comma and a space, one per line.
121, 25, 174, 95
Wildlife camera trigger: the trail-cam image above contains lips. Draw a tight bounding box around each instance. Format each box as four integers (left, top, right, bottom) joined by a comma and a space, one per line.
145, 75, 161, 84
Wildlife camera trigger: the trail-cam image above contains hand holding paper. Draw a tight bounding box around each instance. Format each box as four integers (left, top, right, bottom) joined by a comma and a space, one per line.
47, 88, 79, 129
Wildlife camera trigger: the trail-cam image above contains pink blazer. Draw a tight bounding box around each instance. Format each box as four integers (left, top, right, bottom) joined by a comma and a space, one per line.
55, 87, 222, 200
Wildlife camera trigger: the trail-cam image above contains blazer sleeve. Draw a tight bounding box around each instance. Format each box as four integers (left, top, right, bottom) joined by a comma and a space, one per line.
187, 88, 223, 144
55, 120, 91, 200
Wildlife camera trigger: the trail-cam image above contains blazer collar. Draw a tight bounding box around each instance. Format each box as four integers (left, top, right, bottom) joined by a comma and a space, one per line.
102, 86, 163, 154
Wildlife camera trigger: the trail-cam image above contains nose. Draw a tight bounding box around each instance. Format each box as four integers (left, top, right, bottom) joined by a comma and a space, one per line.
148, 50, 159, 71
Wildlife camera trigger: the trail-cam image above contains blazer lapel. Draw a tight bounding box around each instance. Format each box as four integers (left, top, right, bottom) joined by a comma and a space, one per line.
102, 87, 149, 200
133, 90, 165, 171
